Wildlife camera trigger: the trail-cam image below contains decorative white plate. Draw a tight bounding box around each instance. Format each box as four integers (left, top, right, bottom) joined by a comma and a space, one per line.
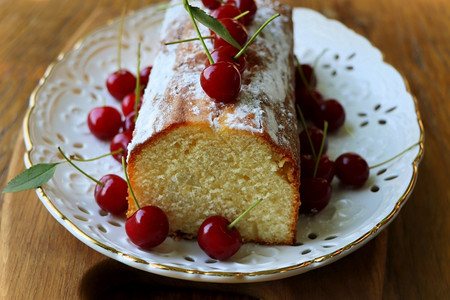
24, 4, 424, 283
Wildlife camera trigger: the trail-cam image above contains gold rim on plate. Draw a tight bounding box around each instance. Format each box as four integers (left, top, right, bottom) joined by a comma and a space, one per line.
23, 3, 425, 280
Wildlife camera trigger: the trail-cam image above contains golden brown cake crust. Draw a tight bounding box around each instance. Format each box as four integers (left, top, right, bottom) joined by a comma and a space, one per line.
127, 0, 300, 245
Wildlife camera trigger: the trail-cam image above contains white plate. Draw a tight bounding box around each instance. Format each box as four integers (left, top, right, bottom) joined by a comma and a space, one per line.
24, 4, 424, 282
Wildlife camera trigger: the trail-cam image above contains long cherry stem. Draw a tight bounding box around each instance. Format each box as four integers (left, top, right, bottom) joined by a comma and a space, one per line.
122, 157, 140, 210
234, 13, 280, 60
233, 10, 250, 21
311, 48, 328, 86
296, 104, 317, 160
294, 55, 322, 106
294, 55, 309, 89
184, 0, 214, 65
227, 198, 263, 230
69, 149, 122, 162
369, 142, 420, 169
117, 7, 126, 71
165, 36, 214, 45
134, 43, 141, 121
313, 121, 328, 178
58, 147, 104, 187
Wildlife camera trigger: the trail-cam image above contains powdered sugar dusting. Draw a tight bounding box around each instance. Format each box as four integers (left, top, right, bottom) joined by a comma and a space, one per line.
129, 0, 298, 160
129, 3, 184, 149
224, 4, 295, 146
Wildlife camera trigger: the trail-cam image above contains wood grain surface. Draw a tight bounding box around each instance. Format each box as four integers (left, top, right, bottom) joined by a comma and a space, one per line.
0, 0, 449, 299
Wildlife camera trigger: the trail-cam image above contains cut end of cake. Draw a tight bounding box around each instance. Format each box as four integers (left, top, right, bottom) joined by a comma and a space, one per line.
127, 122, 300, 245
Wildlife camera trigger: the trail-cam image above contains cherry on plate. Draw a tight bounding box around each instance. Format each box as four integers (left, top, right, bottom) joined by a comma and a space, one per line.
200, 61, 241, 103
299, 126, 328, 156
299, 177, 332, 215
122, 92, 143, 117
123, 111, 137, 132
87, 106, 123, 140
300, 154, 335, 183
197, 215, 242, 260
295, 64, 317, 89
94, 174, 128, 214
125, 206, 169, 249
313, 99, 346, 132
139, 66, 152, 89
110, 130, 133, 162
295, 88, 323, 119
106, 69, 136, 101
335, 152, 370, 186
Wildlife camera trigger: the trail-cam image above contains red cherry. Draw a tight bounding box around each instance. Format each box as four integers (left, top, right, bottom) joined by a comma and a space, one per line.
210, 4, 242, 21
106, 69, 137, 101
225, 0, 257, 25
207, 45, 247, 74
110, 130, 133, 162
125, 206, 169, 249
312, 99, 346, 132
139, 66, 152, 89
299, 177, 332, 214
121, 92, 143, 117
123, 111, 137, 132
299, 126, 328, 156
202, 0, 221, 10
295, 88, 323, 119
197, 215, 242, 260
200, 61, 241, 103
295, 64, 317, 89
94, 174, 128, 214
87, 106, 123, 140
335, 153, 370, 186
301, 154, 335, 183
213, 18, 248, 49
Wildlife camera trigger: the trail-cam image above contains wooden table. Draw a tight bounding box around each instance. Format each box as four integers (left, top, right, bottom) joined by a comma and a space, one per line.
1, 0, 448, 299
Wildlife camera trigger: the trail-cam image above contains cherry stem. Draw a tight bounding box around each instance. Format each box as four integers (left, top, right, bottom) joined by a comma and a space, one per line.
69, 149, 123, 162
117, 7, 126, 71
57, 147, 104, 187
134, 43, 141, 121
227, 198, 263, 231
122, 156, 140, 210
164, 36, 214, 45
184, 0, 214, 65
312, 48, 328, 83
296, 104, 317, 160
313, 121, 328, 178
233, 10, 250, 21
234, 13, 280, 60
343, 123, 354, 137
294, 55, 309, 89
369, 142, 420, 169
294, 55, 321, 104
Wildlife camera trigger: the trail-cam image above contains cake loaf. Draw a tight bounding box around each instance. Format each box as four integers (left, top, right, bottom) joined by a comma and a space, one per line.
127, 0, 300, 245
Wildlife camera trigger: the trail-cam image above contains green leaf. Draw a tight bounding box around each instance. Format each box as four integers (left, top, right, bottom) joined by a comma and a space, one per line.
2, 163, 59, 193
189, 5, 242, 50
